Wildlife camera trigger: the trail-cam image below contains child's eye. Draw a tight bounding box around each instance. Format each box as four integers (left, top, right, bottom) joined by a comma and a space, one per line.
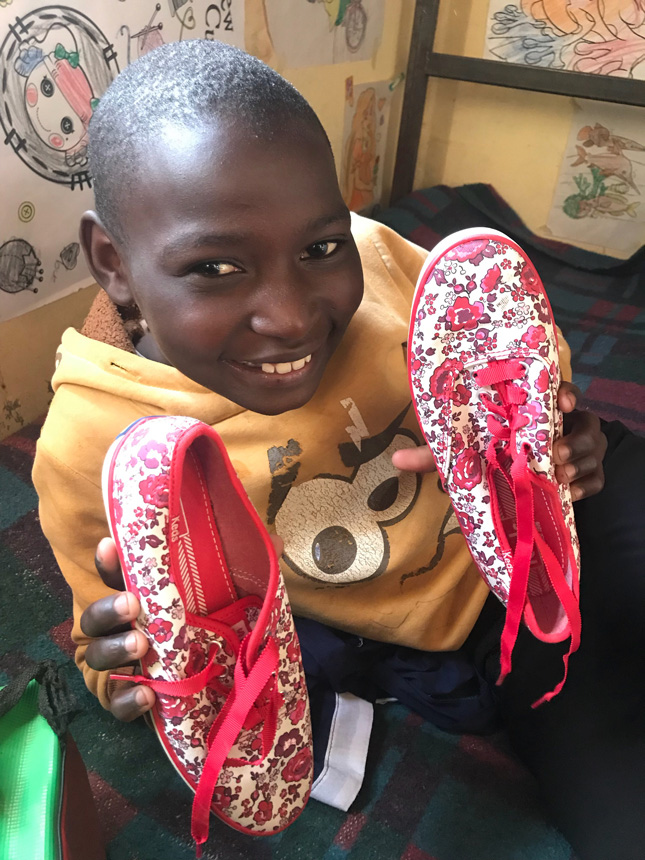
300, 241, 339, 260
193, 261, 241, 277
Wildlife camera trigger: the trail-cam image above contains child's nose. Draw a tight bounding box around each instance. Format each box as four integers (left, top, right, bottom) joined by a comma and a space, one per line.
250, 279, 318, 342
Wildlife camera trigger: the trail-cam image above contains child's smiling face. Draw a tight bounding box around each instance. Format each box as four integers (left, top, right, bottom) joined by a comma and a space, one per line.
84, 120, 364, 415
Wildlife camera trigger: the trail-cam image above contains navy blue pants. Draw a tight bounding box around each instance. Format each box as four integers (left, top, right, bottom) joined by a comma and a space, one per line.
296, 420, 645, 860
499, 420, 645, 860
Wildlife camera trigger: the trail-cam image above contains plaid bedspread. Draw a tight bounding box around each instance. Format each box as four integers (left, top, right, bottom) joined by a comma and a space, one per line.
5, 182, 638, 859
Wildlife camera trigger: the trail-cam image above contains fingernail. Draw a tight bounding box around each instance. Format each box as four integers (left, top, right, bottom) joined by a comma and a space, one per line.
572, 486, 583, 501
566, 394, 576, 410
564, 464, 577, 480
114, 593, 130, 617
135, 687, 150, 708
560, 445, 571, 462
125, 631, 139, 654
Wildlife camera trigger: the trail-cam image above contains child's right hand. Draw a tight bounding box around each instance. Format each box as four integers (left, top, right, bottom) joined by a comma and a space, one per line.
80, 537, 155, 722
80, 533, 286, 723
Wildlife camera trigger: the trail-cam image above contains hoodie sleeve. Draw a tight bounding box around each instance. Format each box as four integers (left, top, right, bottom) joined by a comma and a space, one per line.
32, 392, 136, 708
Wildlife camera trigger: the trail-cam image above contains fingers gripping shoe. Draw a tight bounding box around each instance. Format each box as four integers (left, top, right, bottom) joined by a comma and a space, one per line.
103, 416, 313, 853
408, 229, 582, 706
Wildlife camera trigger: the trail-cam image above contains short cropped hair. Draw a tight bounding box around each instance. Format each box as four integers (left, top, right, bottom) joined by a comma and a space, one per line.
89, 39, 329, 243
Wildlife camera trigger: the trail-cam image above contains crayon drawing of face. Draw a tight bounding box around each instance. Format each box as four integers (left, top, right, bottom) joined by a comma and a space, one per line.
0, 8, 118, 186
23, 47, 94, 155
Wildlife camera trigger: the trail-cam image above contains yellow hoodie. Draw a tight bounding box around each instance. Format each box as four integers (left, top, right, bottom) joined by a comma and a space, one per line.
33, 215, 571, 708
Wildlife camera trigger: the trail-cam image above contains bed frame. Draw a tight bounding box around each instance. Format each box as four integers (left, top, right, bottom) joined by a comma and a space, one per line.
391, 0, 645, 204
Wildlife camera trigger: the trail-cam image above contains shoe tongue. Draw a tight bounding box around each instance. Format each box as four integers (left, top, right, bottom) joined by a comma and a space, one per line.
206, 595, 263, 641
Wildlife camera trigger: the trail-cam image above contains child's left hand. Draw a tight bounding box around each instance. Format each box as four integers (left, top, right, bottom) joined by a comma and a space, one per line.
554, 381, 607, 500
392, 381, 607, 502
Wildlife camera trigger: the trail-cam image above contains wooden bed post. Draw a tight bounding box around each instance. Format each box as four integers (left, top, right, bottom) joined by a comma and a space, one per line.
389, 0, 645, 208
390, 0, 438, 205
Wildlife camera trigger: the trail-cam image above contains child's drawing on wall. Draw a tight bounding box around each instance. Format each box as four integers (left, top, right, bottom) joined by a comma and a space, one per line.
572, 123, 644, 191
341, 79, 390, 215
563, 122, 644, 221
342, 86, 377, 212
0, 7, 118, 187
310, 0, 367, 52
485, 0, 645, 79
262, 0, 384, 67
168, 0, 196, 41
547, 104, 645, 256
19, 41, 98, 168
118, 3, 164, 66
563, 166, 639, 220
53, 241, 80, 281
0, 0, 246, 325
0, 239, 42, 295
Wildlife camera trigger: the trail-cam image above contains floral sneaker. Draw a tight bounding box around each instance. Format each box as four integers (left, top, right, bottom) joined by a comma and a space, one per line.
103, 416, 313, 854
408, 228, 581, 705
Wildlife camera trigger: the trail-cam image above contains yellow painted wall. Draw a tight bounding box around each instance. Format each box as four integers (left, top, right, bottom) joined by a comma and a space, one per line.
414, 0, 619, 256
0, 284, 100, 439
0, 0, 414, 440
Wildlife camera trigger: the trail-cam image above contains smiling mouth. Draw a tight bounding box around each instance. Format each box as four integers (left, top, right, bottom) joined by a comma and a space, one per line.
229, 353, 314, 377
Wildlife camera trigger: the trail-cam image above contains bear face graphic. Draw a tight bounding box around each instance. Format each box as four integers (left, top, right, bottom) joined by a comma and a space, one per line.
275, 431, 420, 584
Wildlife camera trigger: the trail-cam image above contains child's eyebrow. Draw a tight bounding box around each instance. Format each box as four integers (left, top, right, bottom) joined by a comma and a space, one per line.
160, 210, 351, 260
160, 232, 249, 260
304, 209, 351, 233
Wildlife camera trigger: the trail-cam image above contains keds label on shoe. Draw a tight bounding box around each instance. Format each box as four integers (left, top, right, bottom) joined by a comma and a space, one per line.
170, 515, 180, 543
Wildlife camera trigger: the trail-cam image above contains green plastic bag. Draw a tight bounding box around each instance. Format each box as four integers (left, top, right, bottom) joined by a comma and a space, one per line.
0, 661, 105, 860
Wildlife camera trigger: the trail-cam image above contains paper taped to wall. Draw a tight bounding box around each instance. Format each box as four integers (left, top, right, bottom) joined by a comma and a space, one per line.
547, 101, 645, 256
0, 1, 244, 323
262, 0, 384, 68
341, 77, 391, 216
484, 1, 645, 79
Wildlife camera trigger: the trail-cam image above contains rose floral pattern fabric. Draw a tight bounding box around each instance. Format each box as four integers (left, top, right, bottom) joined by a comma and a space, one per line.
408, 229, 581, 700
103, 416, 313, 844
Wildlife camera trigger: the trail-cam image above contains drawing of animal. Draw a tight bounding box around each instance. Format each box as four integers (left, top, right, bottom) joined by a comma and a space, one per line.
572, 145, 640, 193
578, 195, 639, 217
578, 123, 645, 154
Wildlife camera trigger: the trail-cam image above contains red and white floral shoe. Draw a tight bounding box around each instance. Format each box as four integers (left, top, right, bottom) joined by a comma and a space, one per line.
408, 228, 581, 705
103, 416, 312, 854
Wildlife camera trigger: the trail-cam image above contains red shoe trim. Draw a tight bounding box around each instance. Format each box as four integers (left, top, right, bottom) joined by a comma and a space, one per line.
165, 422, 280, 666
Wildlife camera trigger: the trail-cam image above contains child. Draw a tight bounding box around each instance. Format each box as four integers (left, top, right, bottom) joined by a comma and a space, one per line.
32, 40, 644, 860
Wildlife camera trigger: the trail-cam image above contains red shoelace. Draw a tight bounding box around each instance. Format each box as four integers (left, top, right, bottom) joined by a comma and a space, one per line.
474, 359, 581, 707
114, 634, 281, 855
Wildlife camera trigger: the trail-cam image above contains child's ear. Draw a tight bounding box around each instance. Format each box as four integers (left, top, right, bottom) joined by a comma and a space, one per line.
79, 211, 135, 308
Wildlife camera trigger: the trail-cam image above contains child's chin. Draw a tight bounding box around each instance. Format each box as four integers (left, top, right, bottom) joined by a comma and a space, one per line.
242, 387, 318, 416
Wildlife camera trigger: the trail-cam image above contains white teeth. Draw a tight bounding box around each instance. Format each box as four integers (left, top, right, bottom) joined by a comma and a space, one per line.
254, 354, 312, 374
